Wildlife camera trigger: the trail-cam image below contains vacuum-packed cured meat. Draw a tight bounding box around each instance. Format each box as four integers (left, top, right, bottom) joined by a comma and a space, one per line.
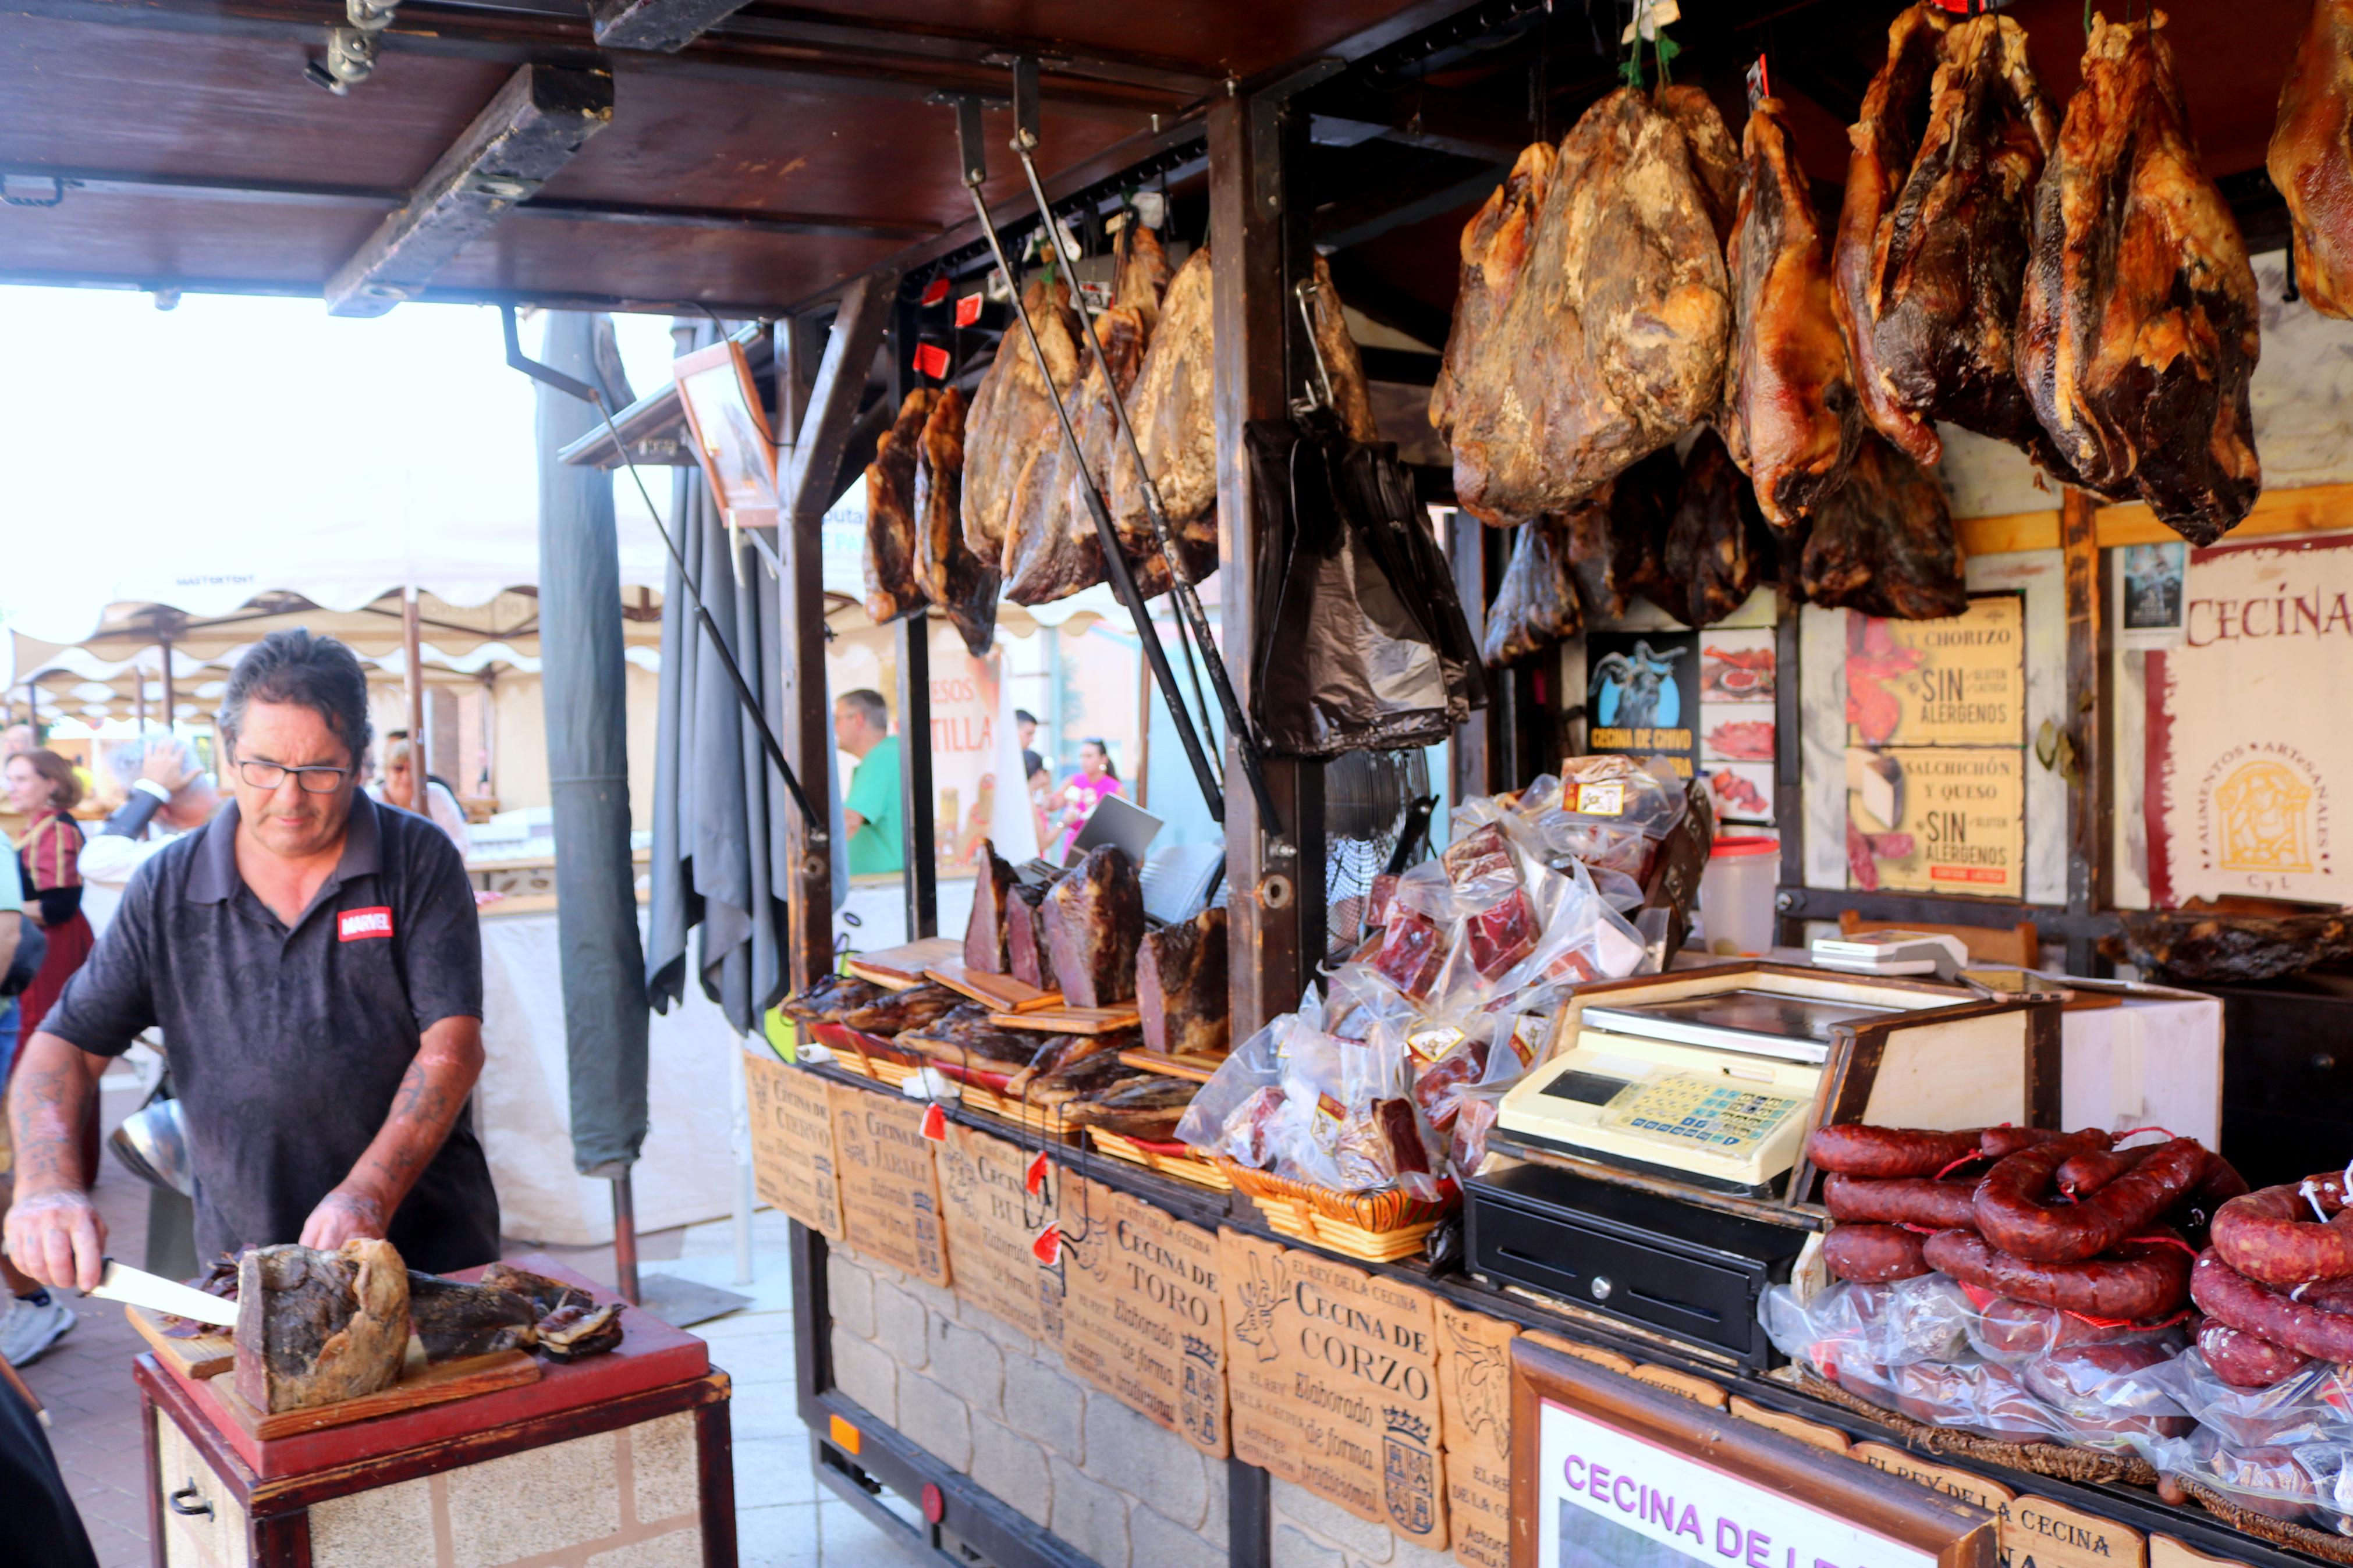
1372, 908, 1447, 1001
2020, 11, 2262, 546
964, 841, 1018, 975
1724, 97, 1860, 529
1137, 907, 1228, 1058
1797, 432, 1968, 620
1481, 513, 1582, 669
1041, 847, 1144, 1009
1435, 88, 1735, 522
1662, 428, 1769, 628
863, 389, 935, 624
1006, 882, 1057, 993
963, 279, 1083, 561
912, 386, 997, 657
234, 1240, 410, 1414
1834, 9, 2061, 471
2270, 0, 2353, 317
1443, 823, 1537, 979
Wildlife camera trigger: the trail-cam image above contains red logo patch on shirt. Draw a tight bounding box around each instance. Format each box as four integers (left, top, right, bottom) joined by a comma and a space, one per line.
339, 906, 394, 942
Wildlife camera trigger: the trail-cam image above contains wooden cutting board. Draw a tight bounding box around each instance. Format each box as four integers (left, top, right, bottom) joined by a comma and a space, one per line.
848, 936, 962, 990
925, 957, 1059, 1012
1116, 1048, 1225, 1083
127, 1305, 235, 1380
217, 1347, 541, 1442
992, 1004, 1141, 1034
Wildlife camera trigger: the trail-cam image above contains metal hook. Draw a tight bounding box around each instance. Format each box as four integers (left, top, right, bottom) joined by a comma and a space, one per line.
1292, 278, 1337, 418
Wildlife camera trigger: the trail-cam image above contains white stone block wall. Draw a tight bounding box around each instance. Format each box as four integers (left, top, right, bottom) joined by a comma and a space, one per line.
825, 1249, 1228, 1568
1267, 1479, 1460, 1568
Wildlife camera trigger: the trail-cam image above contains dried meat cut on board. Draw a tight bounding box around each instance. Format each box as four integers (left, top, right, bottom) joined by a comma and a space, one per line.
1041, 846, 1144, 1010
1798, 431, 1968, 621
863, 389, 935, 624
1137, 906, 1229, 1058
2271, 0, 2353, 318
234, 1240, 410, 1414
1110, 244, 1222, 589
1006, 881, 1056, 993
963, 278, 1083, 563
1834, 9, 2063, 474
1434, 87, 1736, 524
964, 840, 1018, 975
2020, 12, 2262, 546
1663, 428, 1770, 628
1725, 97, 1861, 531
912, 386, 998, 657
1482, 514, 1582, 669
1564, 446, 1680, 621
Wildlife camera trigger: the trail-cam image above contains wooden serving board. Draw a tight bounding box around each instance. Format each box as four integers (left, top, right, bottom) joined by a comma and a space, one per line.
127, 1304, 234, 1380
992, 1004, 1140, 1035
925, 957, 1059, 1012
1116, 1048, 1225, 1083
848, 936, 962, 990
218, 1347, 541, 1442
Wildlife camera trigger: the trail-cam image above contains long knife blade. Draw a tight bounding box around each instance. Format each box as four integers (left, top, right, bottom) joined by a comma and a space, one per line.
88, 1259, 239, 1329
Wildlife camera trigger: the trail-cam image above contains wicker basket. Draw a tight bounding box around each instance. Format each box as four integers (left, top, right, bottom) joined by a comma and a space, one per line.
1212, 1158, 1456, 1262
1088, 1130, 1233, 1191
960, 1084, 1080, 1143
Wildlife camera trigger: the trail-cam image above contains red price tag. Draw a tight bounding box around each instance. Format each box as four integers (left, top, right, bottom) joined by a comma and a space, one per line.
1031, 1222, 1062, 1265
1024, 1151, 1050, 1197
913, 342, 950, 381
920, 1102, 949, 1142
954, 293, 984, 328
919, 276, 949, 307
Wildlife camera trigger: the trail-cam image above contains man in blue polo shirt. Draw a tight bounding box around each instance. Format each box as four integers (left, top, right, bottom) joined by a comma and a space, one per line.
5, 630, 499, 1286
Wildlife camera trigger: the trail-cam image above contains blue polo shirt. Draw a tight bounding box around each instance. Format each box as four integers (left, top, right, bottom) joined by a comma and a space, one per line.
44, 794, 499, 1273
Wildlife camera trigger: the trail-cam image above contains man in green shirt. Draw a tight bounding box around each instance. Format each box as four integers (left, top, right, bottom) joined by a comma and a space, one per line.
833, 688, 903, 874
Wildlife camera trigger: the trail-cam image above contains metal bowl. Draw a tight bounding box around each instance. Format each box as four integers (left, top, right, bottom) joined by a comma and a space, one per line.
108, 1097, 193, 1197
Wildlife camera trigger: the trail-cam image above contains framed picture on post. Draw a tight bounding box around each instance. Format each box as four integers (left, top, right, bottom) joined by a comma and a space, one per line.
674, 338, 780, 530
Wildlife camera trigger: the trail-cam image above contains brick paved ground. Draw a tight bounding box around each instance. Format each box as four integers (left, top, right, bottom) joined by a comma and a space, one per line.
14, 1075, 927, 1567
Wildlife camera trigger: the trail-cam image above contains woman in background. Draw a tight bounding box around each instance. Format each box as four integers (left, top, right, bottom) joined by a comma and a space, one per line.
1048, 738, 1121, 860
376, 737, 472, 855
3, 749, 92, 1040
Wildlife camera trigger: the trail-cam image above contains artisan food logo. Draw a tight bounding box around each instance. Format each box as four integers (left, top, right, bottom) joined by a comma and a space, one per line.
2198, 744, 2329, 886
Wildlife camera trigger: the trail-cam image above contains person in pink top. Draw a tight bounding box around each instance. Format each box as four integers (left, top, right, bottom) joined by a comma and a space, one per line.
1049, 738, 1122, 860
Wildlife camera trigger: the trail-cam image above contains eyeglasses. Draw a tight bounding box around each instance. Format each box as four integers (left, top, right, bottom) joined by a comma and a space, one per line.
235, 759, 352, 795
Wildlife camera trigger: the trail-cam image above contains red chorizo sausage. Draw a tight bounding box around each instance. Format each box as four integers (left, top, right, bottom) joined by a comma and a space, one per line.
1922, 1229, 2193, 1320
1823, 1173, 1982, 1229
1976, 1136, 2206, 1264
2057, 1144, 2156, 1199
2191, 1248, 2353, 1361
2196, 1320, 2311, 1389
1979, 1126, 2092, 1158
1805, 1124, 1984, 1178
2166, 1152, 2252, 1244
2210, 1175, 2353, 1286
1824, 1224, 1931, 1282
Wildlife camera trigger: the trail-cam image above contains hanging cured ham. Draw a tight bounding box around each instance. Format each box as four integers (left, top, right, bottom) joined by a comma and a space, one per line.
911, 385, 998, 656
1481, 513, 1583, 669
1662, 428, 1770, 628
862, 389, 934, 624
1724, 97, 1860, 530
1110, 243, 1220, 589
2271, 0, 2353, 317
1433, 86, 1736, 523
1797, 431, 1967, 621
961, 278, 1082, 564
2020, 12, 2261, 546
1564, 446, 1680, 621
1834, 8, 2062, 473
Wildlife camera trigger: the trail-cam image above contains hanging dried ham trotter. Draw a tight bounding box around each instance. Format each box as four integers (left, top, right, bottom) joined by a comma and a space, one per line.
1437, 87, 1734, 522
963, 278, 1083, 563
913, 385, 998, 657
2271, 0, 2353, 317
1663, 428, 1770, 628
1564, 446, 1680, 621
1110, 245, 1221, 587
1113, 220, 1174, 335
1799, 431, 1968, 621
1137, 906, 1229, 1058
965, 841, 1019, 975
1725, 96, 1861, 530
2020, 12, 2262, 546
1482, 514, 1582, 669
863, 388, 935, 624
1306, 253, 1382, 446
1041, 847, 1144, 1009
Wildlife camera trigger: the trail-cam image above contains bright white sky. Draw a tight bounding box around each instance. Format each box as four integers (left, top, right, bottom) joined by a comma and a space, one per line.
0, 286, 685, 653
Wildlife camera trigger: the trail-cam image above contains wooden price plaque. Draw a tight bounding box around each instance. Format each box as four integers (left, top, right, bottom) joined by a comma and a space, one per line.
1059, 1179, 1229, 1459
825, 1081, 950, 1287
743, 1051, 843, 1240
935, 1125, 1059, 1341
1511, 1338, 1996, 1568
1437, 1302, 1518, 1568
1219, 1228, 1449, 1551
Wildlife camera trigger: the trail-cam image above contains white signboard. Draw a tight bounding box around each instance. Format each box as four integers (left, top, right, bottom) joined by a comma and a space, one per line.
1534, 1399, 1940, 1568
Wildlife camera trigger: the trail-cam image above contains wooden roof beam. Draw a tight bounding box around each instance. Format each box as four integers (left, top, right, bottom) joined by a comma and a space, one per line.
586, 0, 747, 54
325, 62, 613, 318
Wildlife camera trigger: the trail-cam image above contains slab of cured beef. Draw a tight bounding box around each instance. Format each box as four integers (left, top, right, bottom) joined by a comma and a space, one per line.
839, 981, 963, 1038
964, 840, 1018, 973
1432, 86, 1736, 524
2271, 0, 2353, 318
963, 278, 1083, 568
1006, 881, 1057, 992
1723, 95, 1859, 531
1137, 906, 1228, 1058
863, 389, 935, 624
1565, 446, 1681, 621
1662, 428, 1771, 629
1109, 243, 1222, 592
903, 1003, 1054, 1073
1798, 431, 1967, 621
2020, 12, 2260, 546
234, 1239, 410, 1414
1060, 1074, 1197, 1140
1041, 847, 1143, 1009
1833, 7, 2073, 478
912, 385, 998, 656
